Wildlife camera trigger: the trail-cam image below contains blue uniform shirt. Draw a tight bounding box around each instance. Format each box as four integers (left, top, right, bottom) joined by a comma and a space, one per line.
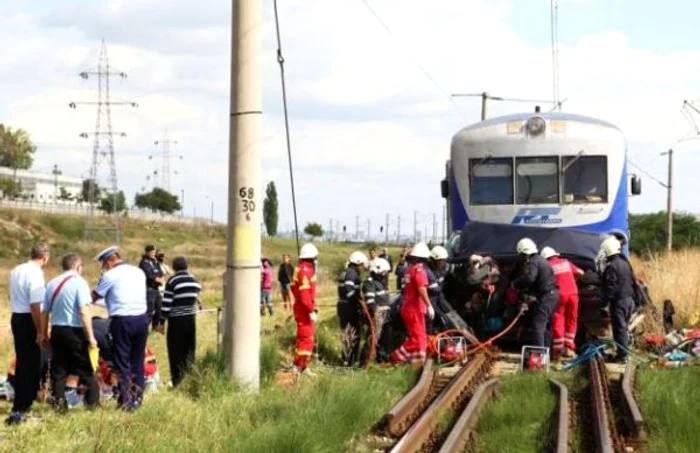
42, 271, 92, 328
94, 262, 148, 317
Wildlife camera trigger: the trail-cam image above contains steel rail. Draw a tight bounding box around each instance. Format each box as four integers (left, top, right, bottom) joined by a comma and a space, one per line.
390, 353, 488, 453
437, 377, 500, 453
588, 357, 614, 453
380, 359, 436, 437
621, 361, 647, 440
550, 378, 570, 453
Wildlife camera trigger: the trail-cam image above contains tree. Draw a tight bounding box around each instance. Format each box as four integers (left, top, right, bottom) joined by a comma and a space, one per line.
134, 187, 181, 214
629, 212, 700, 254
0, 124, 36, 170
263, 181, 279, 236
0, 177, 21, 198
99, 191, 126, 213
304, 222, 324, 239
58, 186, 73, 201
81, 179, 101, 203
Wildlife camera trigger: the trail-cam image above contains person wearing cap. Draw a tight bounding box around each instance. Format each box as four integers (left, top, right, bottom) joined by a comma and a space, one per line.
291, 243, 319, 375
390, 242, 433, 366
92, 246, 149, 411
541, 247, 584, 360
39, 253, 99, 412
5, 243, 49, 426
139, 245, 165, 330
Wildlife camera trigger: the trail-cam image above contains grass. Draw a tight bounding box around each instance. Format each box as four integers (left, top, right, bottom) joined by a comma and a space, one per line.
637, 366, 700, 453
475, 372, 557, 453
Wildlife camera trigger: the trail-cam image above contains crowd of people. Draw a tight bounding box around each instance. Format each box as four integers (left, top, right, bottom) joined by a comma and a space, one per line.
5, 243, 201, 426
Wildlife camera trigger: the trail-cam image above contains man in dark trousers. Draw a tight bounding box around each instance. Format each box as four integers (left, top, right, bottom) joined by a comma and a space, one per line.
337, 251, 368, 366
40, 253, 99, 412
278, 254, 294, 311
139, 245, 164, 330
599, 237, 635, 363
160, 256, 202, 387
6, 243, 49, 426
92, 246, 149, 411
512, 238, 560, 348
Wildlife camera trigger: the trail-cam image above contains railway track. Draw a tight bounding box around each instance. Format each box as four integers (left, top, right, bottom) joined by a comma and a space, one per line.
375, 352, 495, 453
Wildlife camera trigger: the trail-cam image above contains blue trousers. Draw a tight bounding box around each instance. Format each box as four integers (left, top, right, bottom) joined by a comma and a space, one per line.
110, 314, 149, 409
611, 297, 634, 358
531, 290, 560, 348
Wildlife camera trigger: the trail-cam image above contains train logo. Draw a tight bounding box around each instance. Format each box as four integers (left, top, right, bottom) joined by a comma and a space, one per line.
511, 208, 564, 225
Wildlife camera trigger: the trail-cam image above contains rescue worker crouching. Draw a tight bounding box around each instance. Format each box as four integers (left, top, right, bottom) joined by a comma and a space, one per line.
291, 243, 319, 375
337, 251, 368, 367
599, 237, 635, 363
426, 246, 449, 333
541, 246, 584, 360
360, 258, 392, 364
511, 238, 560, 349
390, 242, 433, 366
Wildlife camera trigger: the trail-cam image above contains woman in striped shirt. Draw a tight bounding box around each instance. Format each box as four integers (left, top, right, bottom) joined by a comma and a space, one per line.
160, 256, 202, 387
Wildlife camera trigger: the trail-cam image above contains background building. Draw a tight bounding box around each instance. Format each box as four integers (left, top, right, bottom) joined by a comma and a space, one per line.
0, 166, 82, 202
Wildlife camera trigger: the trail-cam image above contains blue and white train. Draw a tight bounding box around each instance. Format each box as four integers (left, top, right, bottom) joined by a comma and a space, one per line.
441, 108, 642, 253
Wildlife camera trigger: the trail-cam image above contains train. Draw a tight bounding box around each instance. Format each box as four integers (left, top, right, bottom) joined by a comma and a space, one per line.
436, 107, 647, 349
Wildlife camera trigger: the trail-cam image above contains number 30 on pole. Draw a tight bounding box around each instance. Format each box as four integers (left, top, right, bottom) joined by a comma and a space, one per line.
238, 187, 256, 221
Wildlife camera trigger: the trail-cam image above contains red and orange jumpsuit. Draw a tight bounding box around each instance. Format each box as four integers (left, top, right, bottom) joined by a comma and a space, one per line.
548, 256, 582, 356
390, 262, 429, 364
291, 260, 317, 371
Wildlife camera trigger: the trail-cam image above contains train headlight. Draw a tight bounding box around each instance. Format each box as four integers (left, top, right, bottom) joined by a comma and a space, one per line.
526, 116, 546, 136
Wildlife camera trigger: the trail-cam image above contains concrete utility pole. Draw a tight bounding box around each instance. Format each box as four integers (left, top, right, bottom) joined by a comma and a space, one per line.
367, 218, 371, 241
385, 213, 389, 245
661, 148, 673, 253
432, 213, 437, 243
52, 164, 60, 203
397, 214, 401, 243
356, 215, 360, 240
181, 189, 184, 218
413, 211, 418, 243
224, 0, 262, 390
206, 195, 214, 224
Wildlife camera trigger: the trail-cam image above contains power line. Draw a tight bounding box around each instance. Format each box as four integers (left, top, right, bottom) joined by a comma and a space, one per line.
359, 0, 468, 123
627, 159, 667, 188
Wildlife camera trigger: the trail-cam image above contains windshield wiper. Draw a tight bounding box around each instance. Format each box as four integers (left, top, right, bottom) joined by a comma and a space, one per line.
562, 150, 585, 173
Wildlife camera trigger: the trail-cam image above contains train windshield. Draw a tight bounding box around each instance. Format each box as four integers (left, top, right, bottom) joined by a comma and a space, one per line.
516, 157, 559, 204
469, 158, 514, 205
562, 155, 608, 203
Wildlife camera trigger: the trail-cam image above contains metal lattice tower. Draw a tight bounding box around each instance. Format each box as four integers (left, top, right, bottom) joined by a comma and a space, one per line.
152, 130, 180, 192
70, 40, 137, 243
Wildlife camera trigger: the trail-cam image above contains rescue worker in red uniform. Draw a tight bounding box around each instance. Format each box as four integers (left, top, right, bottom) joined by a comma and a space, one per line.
540, 246, 584, 360
291, 243, 318, 375
390, 242, 434, 366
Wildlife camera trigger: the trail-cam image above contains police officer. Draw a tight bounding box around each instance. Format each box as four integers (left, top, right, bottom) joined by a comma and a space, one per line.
426, 246, 449, 333
512, 238, 559, 348
599, 237, 635, 363
337, 251, 368, 366
361, 258, 392, 364
139, 245, 164, 330
92, 246, 149, 411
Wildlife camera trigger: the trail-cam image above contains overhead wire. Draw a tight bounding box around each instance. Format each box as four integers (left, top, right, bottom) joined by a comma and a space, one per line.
359, 0, 469, 124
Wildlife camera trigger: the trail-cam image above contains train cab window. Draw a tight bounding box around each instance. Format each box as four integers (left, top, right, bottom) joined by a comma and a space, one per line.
469, 158, 514, 205
515, 157, 559, 204
562, 156, 608, 203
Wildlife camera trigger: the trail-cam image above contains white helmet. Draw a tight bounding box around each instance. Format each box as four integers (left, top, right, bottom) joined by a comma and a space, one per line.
409, 242, 431, 259
601, 236, 621, 258
540, 246, 559, 260
595, 248, 607, 274
516, 238, 538, 255
348, 251, 369, 266
372, 258, 391, 274
299, 243, 318, 260
430, 245, 449, 261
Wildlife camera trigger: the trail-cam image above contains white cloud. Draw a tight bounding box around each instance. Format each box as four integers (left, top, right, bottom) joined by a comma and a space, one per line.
1, 0, 699, 232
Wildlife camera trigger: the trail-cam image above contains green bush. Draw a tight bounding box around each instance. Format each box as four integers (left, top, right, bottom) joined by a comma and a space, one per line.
629, 212, 700, 255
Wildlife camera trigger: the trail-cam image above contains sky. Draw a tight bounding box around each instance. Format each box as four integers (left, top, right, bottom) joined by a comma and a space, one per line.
1, 0, 699, 237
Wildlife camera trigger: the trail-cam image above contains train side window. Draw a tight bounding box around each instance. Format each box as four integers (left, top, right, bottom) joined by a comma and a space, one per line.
562, 156, 608, 203
469, 158, 514, 205
515, 156, 559, 204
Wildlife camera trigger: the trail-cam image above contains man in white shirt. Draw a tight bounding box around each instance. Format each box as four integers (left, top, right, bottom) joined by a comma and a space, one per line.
5, 243, 49, 426
92, 246, 149, 412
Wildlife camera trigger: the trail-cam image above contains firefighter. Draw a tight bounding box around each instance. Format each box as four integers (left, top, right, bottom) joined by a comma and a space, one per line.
291, 243, 318, 375
599, 237, 635, 363
512, 238, 559, 348
390, 242, 433, 366
360, 258, 392, 364
426, 246, 449, 333
337, 251, 368, 367
541, 246, 584, 360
